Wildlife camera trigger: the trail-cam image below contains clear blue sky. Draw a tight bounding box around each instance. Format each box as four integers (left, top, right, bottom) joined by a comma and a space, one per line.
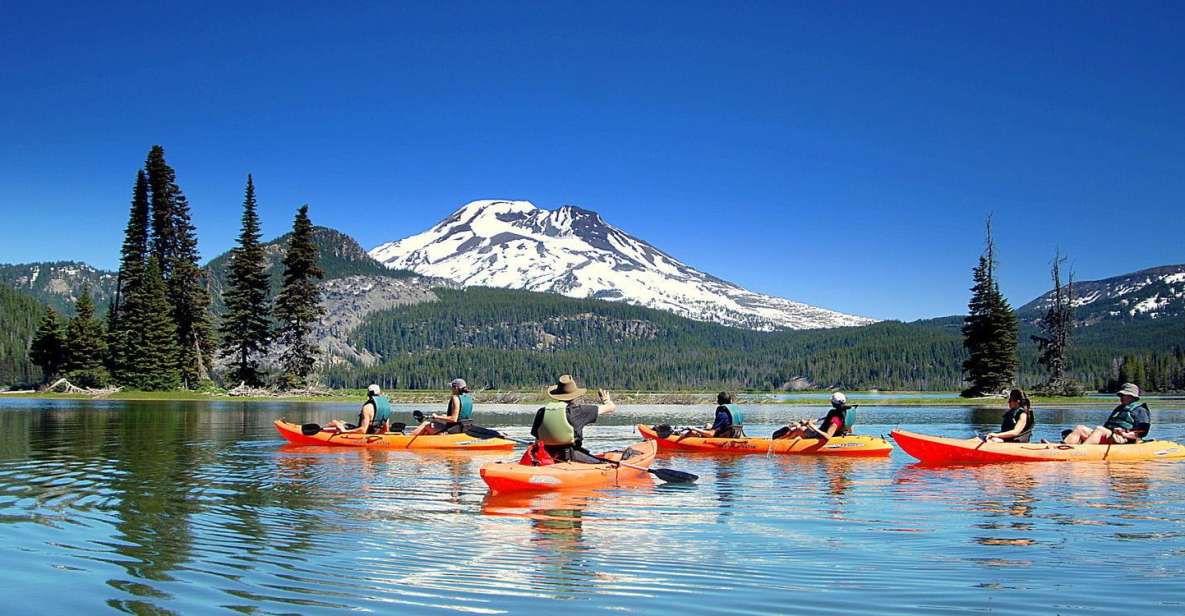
2, 2, 1182, 320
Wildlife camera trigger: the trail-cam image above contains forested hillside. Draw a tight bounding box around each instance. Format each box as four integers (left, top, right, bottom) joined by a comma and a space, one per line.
206, 226, 415, 312
332, 287, 1185, 391
0, 286, 45, 386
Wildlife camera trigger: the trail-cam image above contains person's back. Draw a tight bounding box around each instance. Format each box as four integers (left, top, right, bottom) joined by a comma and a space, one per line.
713, 397, 744, 438
530, 375, 615, 461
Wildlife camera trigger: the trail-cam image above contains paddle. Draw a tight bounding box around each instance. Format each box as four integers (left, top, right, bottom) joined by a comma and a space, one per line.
463, 424, 533, 445
590, 452, 698, 484
300, 421, 407, 436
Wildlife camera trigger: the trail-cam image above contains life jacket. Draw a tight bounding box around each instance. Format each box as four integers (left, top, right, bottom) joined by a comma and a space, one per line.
999, 406, 1034, 443
722, 404, 744, 426
360, 395, 392, 433
457, 393, 473, 421
820, 407, 854, 435
536, 401, 576, 446
1104, 402, 1149, 433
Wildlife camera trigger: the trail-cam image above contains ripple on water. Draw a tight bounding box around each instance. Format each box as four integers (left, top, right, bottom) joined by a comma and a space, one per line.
1, 402, 1185, 613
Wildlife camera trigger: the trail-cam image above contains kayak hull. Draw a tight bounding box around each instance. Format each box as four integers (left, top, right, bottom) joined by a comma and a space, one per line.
273, 420, 515, 450
637, 424, 892, 457
891, 429, 1185, 464
480, 440, 658, 493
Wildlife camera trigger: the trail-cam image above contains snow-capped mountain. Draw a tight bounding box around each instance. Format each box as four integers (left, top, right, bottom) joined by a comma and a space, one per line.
1019, 264, 1185, 324
370, 200, 875, 330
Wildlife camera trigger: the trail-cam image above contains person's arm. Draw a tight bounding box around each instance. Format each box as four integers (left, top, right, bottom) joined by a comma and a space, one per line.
434, 396, 460, 423
710, 409, 729, 432
821, 417, 841, 438
340, 403, 374, 434
596, 389, 616, 415
529, 408, 544, 439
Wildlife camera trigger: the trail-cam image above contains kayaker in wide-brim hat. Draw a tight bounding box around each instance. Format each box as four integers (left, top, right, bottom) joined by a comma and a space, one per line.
531, 374, 616, 462
1063, 382, 1151, 445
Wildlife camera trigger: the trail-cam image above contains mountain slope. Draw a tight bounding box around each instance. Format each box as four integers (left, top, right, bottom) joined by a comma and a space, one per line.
0, 285, 45, 387
1019, 264, 1185, 324
0, 262, 117, 315
370, 200, 874, 331
205, 226, 417, 313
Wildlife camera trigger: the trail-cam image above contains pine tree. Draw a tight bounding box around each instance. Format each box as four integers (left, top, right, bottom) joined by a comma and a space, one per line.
169, 191, 214, 387
961, 218, 1018, 396
29, 306, 67, 383
219, 175, 272, 386
1032, 251, 1081, 395
146, 145, 178, 278
126, 258, 181, 390
63, 284, 109, 387
108, 170, 152, 381
144, 145, 213, 387
274, 205, 324, 389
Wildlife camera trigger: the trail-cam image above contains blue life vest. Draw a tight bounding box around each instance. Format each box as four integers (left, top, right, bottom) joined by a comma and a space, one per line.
1105, 402, 1148, 432
362, 395, 392, 432
457, 394, 473, 421
723, 403, 744, 426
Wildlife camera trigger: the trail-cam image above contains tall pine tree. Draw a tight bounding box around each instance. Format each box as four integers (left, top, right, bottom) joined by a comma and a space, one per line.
29, 306, 67, 383
127, 258, 181, 391
218, 175, 272, 386
63, 284, 109, 387
961, 218, 1018, 397
1032, 251, 1081, 395
144, 146, 213, 387
274, 205, 324, 389
108, 170, 151, 381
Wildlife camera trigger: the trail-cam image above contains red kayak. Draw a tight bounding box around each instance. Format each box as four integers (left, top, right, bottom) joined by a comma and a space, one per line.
892, 429, 1185, 464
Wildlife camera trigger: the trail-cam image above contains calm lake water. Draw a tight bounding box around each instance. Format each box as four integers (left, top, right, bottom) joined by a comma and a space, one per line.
2, 399, 1184, 615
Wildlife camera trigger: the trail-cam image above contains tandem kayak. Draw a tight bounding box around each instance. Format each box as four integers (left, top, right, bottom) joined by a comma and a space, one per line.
480, 441, 658, 493
637, 424, 893, 457
891, 429, 1185, 464
273, 420, 516, 450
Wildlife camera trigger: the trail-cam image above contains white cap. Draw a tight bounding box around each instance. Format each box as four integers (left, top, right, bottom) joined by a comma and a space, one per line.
367, 384, 381, 396
831, 392, 847, 407
450, 378, 468, 390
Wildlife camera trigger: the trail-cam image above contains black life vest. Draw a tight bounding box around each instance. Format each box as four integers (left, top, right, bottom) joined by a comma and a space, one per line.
819, 407, 853, 436
999, 406, 1034, 443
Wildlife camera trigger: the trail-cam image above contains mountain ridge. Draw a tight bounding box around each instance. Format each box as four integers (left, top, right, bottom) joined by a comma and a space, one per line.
371, 199, 875, 331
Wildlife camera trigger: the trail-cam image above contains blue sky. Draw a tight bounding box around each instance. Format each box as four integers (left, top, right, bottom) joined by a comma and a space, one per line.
2, 2, 1182, 320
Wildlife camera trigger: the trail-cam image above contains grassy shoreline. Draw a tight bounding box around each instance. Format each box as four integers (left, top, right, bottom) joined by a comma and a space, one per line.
0, 389, 1158, 406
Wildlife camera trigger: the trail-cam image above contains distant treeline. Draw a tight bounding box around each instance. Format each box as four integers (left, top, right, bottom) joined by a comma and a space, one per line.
329, 287, 1185, 391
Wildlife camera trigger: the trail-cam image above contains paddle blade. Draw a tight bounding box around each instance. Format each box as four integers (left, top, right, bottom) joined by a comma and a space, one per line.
651, 468, 698, 484
301, 423, 323, 436
389, 422, 407, 433
412, 410, 425, 422
465, 425, 502, 439
653, 424, 674, 439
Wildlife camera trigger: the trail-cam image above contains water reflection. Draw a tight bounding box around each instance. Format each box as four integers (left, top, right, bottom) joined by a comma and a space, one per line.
1, 400, 1184, 614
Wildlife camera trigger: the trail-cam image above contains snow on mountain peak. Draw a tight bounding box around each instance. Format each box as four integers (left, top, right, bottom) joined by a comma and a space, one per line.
370, 200, 876, 330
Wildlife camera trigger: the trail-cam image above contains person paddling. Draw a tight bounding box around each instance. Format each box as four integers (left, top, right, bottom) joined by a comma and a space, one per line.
984, 388, 1034, 442
683, 392, 745, 438
411, 378, 474, 436
775, 392, 855, 440
331, 384, 393, 434
530, 374, 616, 462
1063, 383, 1151, 445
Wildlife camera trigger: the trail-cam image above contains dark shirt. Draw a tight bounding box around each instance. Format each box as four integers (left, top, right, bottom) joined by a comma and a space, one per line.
530, 403, 600, 446
710, 406, 732, 432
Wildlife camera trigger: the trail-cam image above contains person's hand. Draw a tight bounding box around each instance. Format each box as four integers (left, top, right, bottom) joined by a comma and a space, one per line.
597, 388, 611, 404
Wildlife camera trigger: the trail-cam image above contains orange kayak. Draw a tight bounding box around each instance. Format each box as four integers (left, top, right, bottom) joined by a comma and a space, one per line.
637, 424, 893, 457
480, 441, 658, 493
273, 420, 515, 450
891, 429, 1185, 464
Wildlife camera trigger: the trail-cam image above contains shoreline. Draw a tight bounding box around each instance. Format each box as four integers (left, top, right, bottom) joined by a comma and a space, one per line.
2, 389, 1173, 406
